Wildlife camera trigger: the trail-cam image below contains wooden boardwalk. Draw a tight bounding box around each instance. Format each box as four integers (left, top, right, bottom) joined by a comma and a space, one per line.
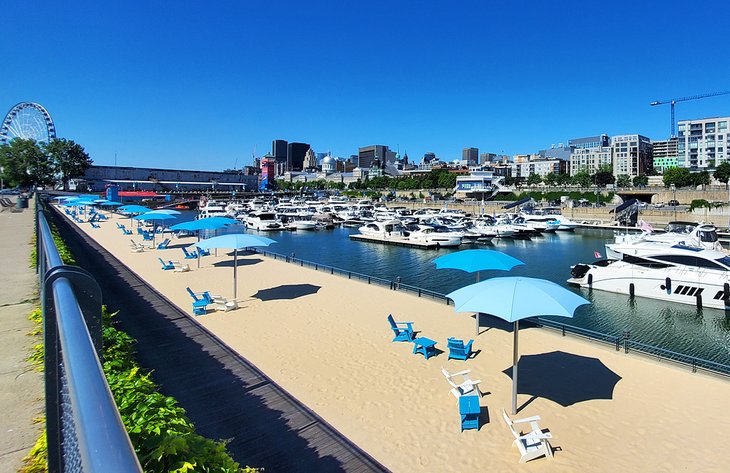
51, 208, 389, 473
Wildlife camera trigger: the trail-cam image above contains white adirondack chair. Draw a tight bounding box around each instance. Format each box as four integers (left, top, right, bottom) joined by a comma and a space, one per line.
441, 368, 482, 398
502, 409, 553, 463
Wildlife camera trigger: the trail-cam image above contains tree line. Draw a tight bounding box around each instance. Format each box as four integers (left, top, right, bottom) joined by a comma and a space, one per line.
277, 168, 458, 192
0, 138, 92, 190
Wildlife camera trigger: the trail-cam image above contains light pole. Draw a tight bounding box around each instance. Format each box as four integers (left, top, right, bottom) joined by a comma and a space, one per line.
670, 184, 676, 220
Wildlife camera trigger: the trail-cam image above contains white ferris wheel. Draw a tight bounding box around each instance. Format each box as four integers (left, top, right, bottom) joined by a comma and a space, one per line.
0, 102, 57, 145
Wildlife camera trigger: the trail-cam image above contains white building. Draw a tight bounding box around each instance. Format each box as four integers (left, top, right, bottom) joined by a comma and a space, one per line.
611, 134, 652, 178
510, 159, 563, 178
568, 134, 611, 175
677, 116, 730, 169
454, 171, 494, 198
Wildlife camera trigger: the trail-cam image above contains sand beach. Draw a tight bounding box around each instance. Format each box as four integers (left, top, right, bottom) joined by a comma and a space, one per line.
65, 209, 730, 472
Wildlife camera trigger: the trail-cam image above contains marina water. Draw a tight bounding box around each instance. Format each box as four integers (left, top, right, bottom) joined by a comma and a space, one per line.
177, 211, 730, 365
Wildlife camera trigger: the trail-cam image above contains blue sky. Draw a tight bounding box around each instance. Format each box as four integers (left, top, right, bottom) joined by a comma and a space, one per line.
3, 1, 730, 169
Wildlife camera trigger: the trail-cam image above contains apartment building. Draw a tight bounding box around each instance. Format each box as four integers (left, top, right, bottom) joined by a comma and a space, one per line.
611, 134, 652, 177
677, 117, 730, 169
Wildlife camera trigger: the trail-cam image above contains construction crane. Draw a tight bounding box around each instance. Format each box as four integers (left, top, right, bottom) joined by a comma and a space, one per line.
650, 91, 730, 137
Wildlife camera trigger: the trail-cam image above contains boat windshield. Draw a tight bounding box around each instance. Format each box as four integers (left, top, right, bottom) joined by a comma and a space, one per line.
665, 222, 695, 234
716, 256, 730, 269
699, 230, 719, 242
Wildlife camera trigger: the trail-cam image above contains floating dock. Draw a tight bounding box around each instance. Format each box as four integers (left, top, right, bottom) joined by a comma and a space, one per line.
349, 233, 445, 249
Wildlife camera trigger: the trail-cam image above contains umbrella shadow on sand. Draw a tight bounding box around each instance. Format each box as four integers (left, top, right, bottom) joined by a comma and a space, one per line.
212, 258, 264, 268
253, 284, 321, 301
477, 313, 541, 334
502, 351, 622, 412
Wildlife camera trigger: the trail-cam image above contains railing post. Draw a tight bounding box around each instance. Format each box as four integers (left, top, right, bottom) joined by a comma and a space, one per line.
623, 330, 631, 354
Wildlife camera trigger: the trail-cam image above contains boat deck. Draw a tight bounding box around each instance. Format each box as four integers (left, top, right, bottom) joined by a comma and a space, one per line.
349, 233, 447, 249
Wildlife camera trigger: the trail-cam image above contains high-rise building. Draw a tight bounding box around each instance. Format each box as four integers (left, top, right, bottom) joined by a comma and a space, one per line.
611, 134, 652, 178
651, 138, 679, 173
423, 152, 436, 163
287, 142, 310, 172
303, 148, 317, 170
462, 147, 479, 165
272, 140, 288, 163
677, 117, 730, 169
358, 145, 389, 168
568, 134, 611, 175
479, 153, 497, 164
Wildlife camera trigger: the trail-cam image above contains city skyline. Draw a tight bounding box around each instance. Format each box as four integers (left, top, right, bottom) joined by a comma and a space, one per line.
3, 1, 730, 170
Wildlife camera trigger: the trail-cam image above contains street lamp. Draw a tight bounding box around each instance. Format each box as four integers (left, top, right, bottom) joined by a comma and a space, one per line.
594, 189, 599, 207
670, 184, 676, 220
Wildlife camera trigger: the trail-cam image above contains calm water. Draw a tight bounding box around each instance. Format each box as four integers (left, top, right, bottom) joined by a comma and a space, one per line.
175, 211, 730, 364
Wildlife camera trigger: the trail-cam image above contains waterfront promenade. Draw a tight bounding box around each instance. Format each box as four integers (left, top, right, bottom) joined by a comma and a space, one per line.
62, 208, 730, 472
0, 201, 43, 472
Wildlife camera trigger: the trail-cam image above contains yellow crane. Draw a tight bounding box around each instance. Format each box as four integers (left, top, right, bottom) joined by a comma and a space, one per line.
650, 91, 730, 137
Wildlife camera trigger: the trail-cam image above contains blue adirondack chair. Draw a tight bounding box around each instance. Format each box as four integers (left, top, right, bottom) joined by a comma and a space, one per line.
158, 258, 174, 270
116, 222, 125, 229
141, 230, 153, 241
122, 228, 132, 235
186, 287, 212, 315
182, 247, 198, 259
447, 337, 474, 361
90, 221, 100, 229
157, 238, 171, 249
387, 314, 415, 342
198, 247, 210, 256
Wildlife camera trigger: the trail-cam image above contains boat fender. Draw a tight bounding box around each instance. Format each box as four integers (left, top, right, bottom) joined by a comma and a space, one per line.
696, 293, 703, 309
629, 283, 635, 298
725, 283, 730, 302
664, 277, 672, 294
587, 273, 593, 287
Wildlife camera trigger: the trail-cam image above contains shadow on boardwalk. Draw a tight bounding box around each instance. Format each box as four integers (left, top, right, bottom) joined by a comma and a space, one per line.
52, 209, 388, 473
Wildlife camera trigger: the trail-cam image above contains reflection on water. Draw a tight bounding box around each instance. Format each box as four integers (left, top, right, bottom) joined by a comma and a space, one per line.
175, 211, 730, 364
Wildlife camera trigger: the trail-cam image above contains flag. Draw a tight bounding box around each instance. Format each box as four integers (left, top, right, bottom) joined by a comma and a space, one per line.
594, 251, 602, 258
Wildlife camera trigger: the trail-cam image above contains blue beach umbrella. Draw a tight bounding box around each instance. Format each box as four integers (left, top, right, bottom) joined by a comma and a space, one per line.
171, 217, 239, 267
434, 249, 525, 334
447, 277, 591, 415
144, 209, 181, 215
133, 213, 177, 246
118, 204, 151, 214
192, 233, 277, 299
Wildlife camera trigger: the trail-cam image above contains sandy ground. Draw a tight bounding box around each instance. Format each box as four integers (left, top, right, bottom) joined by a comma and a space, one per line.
66, 208, 730, 472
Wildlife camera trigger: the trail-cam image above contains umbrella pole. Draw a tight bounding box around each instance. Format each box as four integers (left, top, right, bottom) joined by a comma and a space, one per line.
512, 320, 519, 415
233, 248, 238, 300
475, 273, 480, 336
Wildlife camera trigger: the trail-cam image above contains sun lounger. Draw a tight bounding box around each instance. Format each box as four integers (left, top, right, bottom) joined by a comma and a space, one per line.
447, 337, 474, 360
441, 368, 482, 399
158, 258, 175, 270
129, 240, 146, 252
198, 247, 210, 257
156, 238, 171, 250
90, 222, 100, 229
502, 409, 553, 463
172, 261, 190, 272
387, 314, 415, 342
181, 247, 198, 259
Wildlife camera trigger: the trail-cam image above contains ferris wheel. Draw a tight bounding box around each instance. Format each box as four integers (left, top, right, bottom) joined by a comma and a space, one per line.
0, 102, 57, 145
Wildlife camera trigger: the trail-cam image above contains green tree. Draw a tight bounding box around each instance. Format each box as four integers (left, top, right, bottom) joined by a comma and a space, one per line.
593, 170, 615, 187
0, 138, 54, 187
714, 162, 730, 188
571, 171, 592, 187
691, 170, 710, 187
526, 173, 542, 186
663, 167, 692, 187
45, 138, 93, 190
503, 176, 517, 186
543, 173, 557, 186
616, 174, 632, 188
633, 174, 649, 187
555, 173, 571, 186
437, 170, 456, 189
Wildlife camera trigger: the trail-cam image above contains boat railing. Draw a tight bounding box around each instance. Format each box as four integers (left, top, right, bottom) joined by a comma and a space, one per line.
253, 247, 730, 380
37, 198, 142, 472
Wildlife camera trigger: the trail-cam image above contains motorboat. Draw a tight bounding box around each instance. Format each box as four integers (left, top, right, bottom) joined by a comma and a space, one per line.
406, 224, 463, 247
198, 200, 228, 219
606, 222, 722, 260
244, 211, 283, 231
519, 212, 561, 233
568, 243, 730, 310
537, 207, 579, 231
357, 219, 407, 237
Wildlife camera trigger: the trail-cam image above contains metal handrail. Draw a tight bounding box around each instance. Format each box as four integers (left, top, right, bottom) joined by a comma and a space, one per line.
252, 248, 730, 378
38, 201, 142, 472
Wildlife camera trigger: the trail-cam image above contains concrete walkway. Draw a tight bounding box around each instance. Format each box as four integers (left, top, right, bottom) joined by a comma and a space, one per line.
0, 199, 44, 472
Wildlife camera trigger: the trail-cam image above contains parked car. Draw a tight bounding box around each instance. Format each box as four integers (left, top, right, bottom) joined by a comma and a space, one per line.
668, 199, 680, 206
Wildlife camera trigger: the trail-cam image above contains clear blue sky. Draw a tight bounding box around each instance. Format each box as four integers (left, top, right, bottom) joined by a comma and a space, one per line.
3, 1, 730, 170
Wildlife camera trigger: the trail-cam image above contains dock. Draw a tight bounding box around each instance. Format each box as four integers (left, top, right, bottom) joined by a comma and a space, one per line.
349, 233, 444, 249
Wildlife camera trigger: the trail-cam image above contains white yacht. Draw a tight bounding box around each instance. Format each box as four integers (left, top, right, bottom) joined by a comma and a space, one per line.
538, 207, 579, 231
606, 222, 722, 260
519, 212, 561, 232
407, 225, 462, 247
357, 220, 407, 237
568, 243, 730, 310
198, 200, 228, 219
244, 211, 282, 231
